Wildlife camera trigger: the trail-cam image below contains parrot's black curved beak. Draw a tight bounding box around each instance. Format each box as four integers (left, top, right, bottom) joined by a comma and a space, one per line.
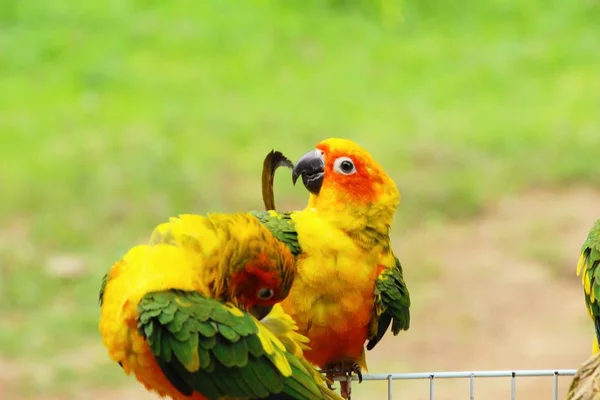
249, 304, 273, 320
292, 150, 325, 195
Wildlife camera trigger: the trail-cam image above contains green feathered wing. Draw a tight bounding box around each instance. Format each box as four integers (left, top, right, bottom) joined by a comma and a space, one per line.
577, 219, 600, 347
367, 255, 411, 350
249, 211, 302, 256
137, 290, 336, 400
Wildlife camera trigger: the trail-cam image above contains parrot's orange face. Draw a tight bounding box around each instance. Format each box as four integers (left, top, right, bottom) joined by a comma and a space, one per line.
230, 251, 295, 320
292, 138, 399, 209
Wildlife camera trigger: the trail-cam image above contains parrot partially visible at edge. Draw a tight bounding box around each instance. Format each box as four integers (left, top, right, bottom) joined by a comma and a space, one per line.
577, 219, 600, 355
566, 220, 600, 400
99, 212, 344, 400
252, 138, 411, 397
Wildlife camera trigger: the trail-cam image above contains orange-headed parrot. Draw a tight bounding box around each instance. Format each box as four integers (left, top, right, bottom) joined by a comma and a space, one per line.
252, 138, 411, 397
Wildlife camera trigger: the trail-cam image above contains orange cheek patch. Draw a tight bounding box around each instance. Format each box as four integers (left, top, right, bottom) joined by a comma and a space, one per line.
340, 175, 378, 203
326, 168, 378, 204
245, 254, 279, 288
230, 270, 250, 292
230, 254, 282, 307
321, 148, 380, 204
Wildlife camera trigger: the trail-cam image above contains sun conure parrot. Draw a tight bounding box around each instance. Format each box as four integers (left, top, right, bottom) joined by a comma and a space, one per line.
98, 212, 344, 400
577, 219, 600, 355
252, 138, 411, 397
567, 352, 600, 400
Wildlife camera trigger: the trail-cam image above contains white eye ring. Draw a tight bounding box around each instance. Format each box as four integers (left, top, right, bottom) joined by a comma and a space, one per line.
333, 157, 356, 175
257, 287, 274, 300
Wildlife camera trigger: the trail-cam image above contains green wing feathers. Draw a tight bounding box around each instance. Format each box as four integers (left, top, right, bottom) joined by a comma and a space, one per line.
367, 256, 411, 351
249, 211, 302, 256
577, 219, 600, 342
137, 290, 339, 400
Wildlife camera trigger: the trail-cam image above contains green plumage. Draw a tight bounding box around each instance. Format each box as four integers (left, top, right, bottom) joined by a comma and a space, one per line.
579, 219, 600, 342
249, 211, 302, 256
137, 290, 328, 400
367, 256, 411, 350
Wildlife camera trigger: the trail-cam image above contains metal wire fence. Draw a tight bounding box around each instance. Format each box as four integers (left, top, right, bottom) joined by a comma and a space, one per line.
333, 369, 577, 400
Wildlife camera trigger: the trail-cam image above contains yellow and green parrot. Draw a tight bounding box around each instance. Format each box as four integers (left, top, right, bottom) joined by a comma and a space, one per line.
98, 213, 343, 400
567, 352, 600, 400
253, 138, 411, 396
577, 219, 600, 354
567, 220, 600, 400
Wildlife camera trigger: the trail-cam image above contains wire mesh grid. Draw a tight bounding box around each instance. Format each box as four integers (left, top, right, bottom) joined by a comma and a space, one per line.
332, 369, 577, 400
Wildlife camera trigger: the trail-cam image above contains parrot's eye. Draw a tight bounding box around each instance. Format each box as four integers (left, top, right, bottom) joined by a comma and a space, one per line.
334, 157, 356, 175
257, 287, 274, 300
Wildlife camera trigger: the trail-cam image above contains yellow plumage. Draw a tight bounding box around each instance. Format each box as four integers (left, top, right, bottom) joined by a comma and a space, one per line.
286, 209, 382, 369
271, 138, 410, 384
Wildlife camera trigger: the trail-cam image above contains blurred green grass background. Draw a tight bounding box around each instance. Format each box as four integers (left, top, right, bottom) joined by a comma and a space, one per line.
1, 0, 599, 397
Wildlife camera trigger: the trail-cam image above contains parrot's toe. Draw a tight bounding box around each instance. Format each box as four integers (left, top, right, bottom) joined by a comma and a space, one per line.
325, 373, 337, 390
350, 363, 363, 383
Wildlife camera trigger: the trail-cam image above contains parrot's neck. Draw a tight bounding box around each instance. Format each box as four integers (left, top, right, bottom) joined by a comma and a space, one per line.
308, 194, 398, 250
349, 204, 395, 249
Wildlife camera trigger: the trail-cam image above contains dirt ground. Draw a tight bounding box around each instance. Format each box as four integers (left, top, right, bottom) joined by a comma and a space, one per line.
4, 186, 599, 400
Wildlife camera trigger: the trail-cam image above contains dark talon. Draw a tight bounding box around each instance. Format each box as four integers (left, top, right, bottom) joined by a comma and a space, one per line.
325, 373, 337, 391
351, 363, 363, 383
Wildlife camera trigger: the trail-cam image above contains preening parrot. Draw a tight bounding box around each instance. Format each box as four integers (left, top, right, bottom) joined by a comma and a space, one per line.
567, 352, 600, 400
254, 138, 411, 397
577, 219, 600, 355
98, 213, 343, 400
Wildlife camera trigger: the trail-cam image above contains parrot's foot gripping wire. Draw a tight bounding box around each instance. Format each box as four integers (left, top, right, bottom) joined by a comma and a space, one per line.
349, 363, 363, 383
320, 362, 363, 399
325, 376, 336, 391
320, 363, 363, 383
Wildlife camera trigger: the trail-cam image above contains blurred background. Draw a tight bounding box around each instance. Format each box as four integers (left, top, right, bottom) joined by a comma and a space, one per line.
1, 0, 599, 398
